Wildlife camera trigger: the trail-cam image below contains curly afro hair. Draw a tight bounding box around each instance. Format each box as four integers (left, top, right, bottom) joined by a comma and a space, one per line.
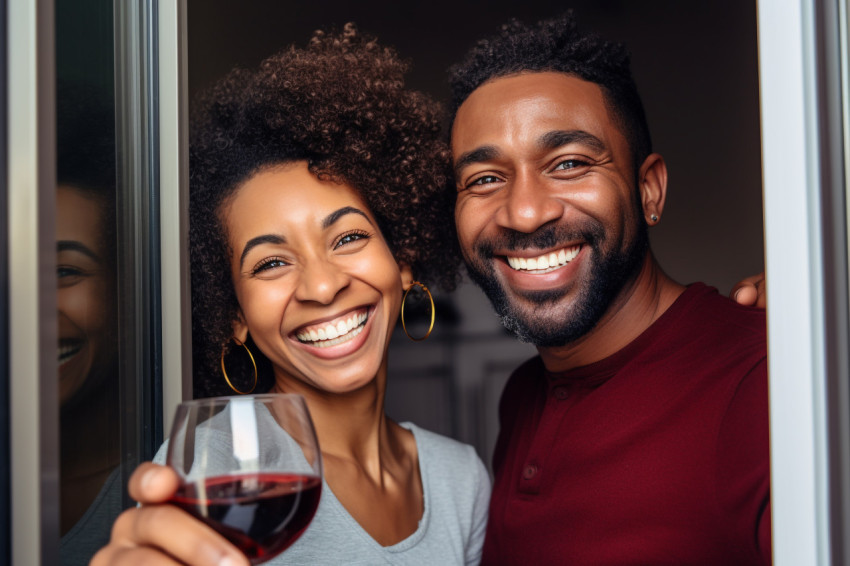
190, 23, 459, 397
448, 11, 652, 174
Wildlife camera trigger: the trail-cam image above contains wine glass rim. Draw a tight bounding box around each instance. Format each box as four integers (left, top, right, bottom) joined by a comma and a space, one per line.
176, 393, 306, 407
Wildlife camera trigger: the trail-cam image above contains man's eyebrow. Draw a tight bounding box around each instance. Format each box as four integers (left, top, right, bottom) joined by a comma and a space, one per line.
322, 206, 372, 230
57, 240, 100, 261
453, 146, 500, 177
240, 234, 286, 268
539, 130, 606, 153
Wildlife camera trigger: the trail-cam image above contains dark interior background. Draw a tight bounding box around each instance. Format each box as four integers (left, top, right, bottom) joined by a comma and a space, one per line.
186, 0, 764, 460
187, 0, 764, 296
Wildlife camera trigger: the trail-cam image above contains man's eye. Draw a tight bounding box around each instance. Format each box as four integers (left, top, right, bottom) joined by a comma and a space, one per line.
553, 159, 589, 171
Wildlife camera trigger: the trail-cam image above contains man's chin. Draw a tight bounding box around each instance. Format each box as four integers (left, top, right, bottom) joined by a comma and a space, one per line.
496, 301, 599, 347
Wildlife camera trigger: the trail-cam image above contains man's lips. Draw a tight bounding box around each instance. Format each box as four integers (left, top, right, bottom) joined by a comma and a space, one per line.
503, 244, 582, 274
293, 307, 369, 349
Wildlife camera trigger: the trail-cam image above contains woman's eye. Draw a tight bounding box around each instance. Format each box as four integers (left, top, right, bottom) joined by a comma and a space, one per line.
58, 265, 85, 279
251, 258, 289, 275
469, 175, 501, 187
334, 231, 370, 250
57, 265, 90, 287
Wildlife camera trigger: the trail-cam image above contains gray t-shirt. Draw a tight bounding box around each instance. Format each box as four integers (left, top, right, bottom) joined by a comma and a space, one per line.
59, 466, 124, 566
156, 420, 490, 565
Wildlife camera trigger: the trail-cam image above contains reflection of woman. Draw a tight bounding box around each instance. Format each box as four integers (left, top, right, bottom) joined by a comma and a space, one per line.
56, 83, 121, 564
93, 25, 489, 565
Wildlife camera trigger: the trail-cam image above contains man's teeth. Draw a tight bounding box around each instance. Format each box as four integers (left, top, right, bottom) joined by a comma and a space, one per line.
506, 245, 581, 272
296, 311, 368, 348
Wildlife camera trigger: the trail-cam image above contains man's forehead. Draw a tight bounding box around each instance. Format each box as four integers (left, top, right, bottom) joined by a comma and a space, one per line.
451, 72, 611, 152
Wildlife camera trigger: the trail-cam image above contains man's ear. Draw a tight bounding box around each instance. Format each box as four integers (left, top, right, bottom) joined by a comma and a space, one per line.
638, 153, 668, 225
232, 310, 249, 343
399, 263, 415, 291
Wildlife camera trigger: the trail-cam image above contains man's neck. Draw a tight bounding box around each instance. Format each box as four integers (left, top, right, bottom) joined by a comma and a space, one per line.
537, 254, 685, 373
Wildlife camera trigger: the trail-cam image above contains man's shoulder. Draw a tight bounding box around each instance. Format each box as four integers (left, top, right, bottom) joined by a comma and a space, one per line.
676, 282, 767, 342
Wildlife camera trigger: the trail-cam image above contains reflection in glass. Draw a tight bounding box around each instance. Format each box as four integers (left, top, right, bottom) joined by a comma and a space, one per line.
56, 81, 121, 564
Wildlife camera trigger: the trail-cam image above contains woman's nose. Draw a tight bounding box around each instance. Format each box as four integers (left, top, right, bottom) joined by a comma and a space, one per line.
294, 258, 350, 304
496, 173, 566, 234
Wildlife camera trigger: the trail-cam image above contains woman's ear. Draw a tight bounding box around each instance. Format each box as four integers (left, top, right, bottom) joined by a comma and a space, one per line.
399, 263, 415, 291
231, 310, 249, 343
638, 153, 668, 225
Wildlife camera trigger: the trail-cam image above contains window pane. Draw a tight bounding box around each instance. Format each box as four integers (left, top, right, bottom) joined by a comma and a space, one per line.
55, 0, 162, 562
55, 0, 121, 561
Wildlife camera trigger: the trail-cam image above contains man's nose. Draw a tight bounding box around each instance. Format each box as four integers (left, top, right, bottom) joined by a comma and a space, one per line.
495, 172, 565, 233
294, 257, 350, 304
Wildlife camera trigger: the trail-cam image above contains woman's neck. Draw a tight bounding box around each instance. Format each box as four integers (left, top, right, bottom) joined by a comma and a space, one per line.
270, 369, 391, 470
271, 364, 423, 546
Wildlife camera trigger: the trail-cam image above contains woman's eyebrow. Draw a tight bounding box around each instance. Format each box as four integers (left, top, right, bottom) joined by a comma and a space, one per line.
239, 207, 372, 268
322, 206, 372, 229
240, 234, 286, 268
57, 240, 100, 261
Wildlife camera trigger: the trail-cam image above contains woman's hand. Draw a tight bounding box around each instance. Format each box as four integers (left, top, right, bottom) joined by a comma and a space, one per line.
90, 463, 248, 566
730, 272, 766, 309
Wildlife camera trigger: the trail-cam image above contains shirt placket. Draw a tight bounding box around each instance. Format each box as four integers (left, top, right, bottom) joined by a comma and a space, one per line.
516, 383, 576, 495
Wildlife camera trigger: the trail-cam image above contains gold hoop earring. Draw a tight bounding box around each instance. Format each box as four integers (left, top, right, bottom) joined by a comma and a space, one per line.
220, 337, 258, 394
401, 281, 435, 341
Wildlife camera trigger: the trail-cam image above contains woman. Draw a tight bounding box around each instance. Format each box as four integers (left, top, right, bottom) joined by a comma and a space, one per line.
56, 81, 122, 565
92, 24, 489, 566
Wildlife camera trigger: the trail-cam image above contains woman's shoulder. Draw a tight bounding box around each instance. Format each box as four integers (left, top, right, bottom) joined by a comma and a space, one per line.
400, 422, 488, 478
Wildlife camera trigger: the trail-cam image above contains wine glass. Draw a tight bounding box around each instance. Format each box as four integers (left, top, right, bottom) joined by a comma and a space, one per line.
166, 394, 322, 564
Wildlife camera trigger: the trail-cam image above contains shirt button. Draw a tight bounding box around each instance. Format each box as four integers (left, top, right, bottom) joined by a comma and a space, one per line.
522, 464, 538, 479
553, 386, 568, 400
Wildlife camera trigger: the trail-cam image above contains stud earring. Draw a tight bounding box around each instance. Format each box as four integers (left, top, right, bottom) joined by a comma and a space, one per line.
650, 214, 659, 222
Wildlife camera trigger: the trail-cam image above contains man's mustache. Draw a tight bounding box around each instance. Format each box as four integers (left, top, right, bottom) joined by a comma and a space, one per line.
473, 221, 605, 259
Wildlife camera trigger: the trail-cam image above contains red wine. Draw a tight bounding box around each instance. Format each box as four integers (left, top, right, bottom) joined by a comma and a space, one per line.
170, 473, 321, 564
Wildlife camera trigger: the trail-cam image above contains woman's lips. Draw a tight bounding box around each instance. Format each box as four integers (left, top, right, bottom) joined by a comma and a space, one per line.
293, 307, 369, 349
58, 339, 84, 366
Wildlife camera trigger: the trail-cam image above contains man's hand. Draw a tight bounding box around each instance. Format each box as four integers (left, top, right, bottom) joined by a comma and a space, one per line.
90, 462, 248, 566
730, 272, 766, 309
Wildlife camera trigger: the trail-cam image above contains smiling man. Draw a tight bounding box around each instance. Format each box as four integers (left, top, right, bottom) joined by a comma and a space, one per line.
449, 13, 770, 565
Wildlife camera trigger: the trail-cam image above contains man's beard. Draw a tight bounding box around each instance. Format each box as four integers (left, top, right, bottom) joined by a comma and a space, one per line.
464, 218, 649, 348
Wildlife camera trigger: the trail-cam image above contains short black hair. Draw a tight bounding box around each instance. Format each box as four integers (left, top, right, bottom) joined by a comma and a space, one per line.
448, 11, 652, 172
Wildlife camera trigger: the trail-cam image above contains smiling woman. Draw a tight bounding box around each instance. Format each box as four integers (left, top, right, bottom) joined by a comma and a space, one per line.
225, 163, 412, 396
91, 23, 490, 566
188, 24, 460, 399
55, 80, 122, 563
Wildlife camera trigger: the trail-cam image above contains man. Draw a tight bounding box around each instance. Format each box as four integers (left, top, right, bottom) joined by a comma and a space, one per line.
92, 13, 768, 566
449, 13, 769, 565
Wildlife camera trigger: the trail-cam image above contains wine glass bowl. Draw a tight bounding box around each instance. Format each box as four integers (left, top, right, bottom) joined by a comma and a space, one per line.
166, 394, 322, 564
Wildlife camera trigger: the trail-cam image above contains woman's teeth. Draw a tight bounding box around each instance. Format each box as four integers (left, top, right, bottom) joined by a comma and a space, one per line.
296, 311, 368, 348
58, 343, 83, 365
506, 245, 581, 273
